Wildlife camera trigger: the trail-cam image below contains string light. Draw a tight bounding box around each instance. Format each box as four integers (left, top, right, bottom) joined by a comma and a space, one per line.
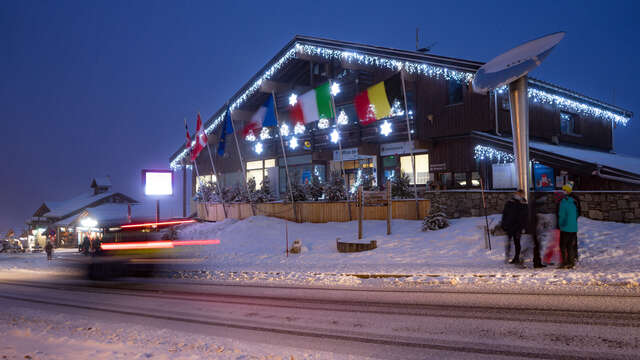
254, 142, 263, 154
473, 145, 514, 163
330, 129, 340, 144
380, 120, 393, 136
294, 122, 305, 135
289, 93, 298, 106
318, 118, 330, 129
259, 127, 271, 140
245, 130, 256, 142
390, 99, 404, 117
289, 136, 298, 150
330, 82, 341, 96
171, 40, 630, 169
280, 123, 290, 137
337, 110, 349, 125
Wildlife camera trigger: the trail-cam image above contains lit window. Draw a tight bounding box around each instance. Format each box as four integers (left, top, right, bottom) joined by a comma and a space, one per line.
264, 159, 276, 168
400, 154, 429, 184
471, 172, 480, 187
246, 161, 263, 170
455, 172, 467, 187
245, 159, 275, 185
196, 174, 217, 192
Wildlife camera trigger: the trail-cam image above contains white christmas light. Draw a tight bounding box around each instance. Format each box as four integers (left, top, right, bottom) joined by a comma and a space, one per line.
528, 88, 629, 125
254, 142, 263, 154
294, 122, 305, 135
330, 82, 341, 96
289, 93, 298, 106
473, 145, 514, 163
259, 127, 271, 140
380, 120, 393, 136
289, 136, 298, 150
337, 110, 349, 125
245, 130, 256, 142
389, 99, 404, 116
330, 129, 340, 144
318, 118, 330, 129
280, 123, 290, 137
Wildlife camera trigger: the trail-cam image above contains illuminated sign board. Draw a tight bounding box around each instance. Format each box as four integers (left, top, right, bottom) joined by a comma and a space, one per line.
142, 169, 173, 196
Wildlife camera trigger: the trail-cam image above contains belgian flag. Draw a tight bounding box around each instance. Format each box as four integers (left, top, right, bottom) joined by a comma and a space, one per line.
354, 73, 404, 125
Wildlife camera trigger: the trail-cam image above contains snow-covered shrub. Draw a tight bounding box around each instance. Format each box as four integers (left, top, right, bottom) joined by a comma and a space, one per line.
324, 173, 346, 201
287, 182, 308, 202
422, 201, 449, 231
392, 172, 413, 199
307, 172, 324, 201
193, 180, 221, 203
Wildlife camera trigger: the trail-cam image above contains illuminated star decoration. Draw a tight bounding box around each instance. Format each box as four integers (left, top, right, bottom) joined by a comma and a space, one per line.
337, 110, 349, 125
318, 118, 330, 129
289, 136, 298, 150
254, 142, 263, 154
330, 129, 340, 143
260, 127, 271, 140
294, 122, 305, 134
280, 123, 290, 137
380, 120, 393, 136
245, 130, 256, 142
330, 82, 340, 96
289, 93, 298, 106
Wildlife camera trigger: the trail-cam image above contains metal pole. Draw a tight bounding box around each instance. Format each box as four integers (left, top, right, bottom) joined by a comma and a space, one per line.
228, 107, 256, 216
479, 177, 491, 250
401, 70, 420, 219
508, 76, 531, 201
205, 143, 227, 218
182, 165, 186, 217
329, 81, 351, 220
192, 160, 209, 218
272, 92, 296, 221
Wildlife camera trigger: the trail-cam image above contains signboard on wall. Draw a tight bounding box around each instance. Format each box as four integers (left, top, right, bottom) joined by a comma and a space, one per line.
429, 163, 446, 172
333, 148, 374, 161
534, 163, 554, 191
380, 141, 419, 156
492, 163, 517, 189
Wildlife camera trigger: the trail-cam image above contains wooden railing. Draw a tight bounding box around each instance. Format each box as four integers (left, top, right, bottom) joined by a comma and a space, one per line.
197, 199, 430, 223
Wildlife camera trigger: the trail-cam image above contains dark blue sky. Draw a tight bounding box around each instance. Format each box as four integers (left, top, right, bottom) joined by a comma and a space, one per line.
1, 0, 638, 233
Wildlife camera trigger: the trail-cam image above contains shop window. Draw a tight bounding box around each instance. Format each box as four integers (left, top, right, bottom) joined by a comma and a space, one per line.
455, 172, 467, 187
447, 79, 463, 105
560, 112, 579, 135
440, 172, 452, 188
246, 159, 275, 186
471, 172, 481, 187
400, 154, 429, 184
196, 174, 216, 192
501, 97, 510, 110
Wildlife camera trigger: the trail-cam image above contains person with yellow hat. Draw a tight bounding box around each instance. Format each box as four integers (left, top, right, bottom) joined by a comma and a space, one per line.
558, 182, 580, 268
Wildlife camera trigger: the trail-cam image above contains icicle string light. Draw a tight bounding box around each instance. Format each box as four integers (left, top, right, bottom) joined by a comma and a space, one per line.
171, 40, 630, 169
473, 145, 514, 163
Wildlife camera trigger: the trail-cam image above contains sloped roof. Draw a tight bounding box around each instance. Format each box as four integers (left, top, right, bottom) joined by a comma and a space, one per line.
43, 191, 137, 219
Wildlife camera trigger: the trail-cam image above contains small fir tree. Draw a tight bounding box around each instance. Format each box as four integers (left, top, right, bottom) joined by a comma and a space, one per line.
287, 182, 308, 202
392, 172, 413, 199
422, 199, 449, 231
308, 172, 324, 201
325, 172, 347, 201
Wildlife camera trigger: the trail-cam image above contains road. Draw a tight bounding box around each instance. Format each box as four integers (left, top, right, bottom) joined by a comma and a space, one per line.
1, 273, 639, 359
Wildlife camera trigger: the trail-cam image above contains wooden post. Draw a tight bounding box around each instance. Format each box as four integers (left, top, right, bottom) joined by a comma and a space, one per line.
358, 186, 364, 239
285, 221, 289, 257
386, 180, 392, 235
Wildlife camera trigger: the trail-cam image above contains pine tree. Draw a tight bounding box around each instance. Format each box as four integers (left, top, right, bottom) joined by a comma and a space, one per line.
308, 172, 324, 201
422, 199, 449, 231
287, 182, 308, 202
392, 172, 413, 199
325, 172, 346, 201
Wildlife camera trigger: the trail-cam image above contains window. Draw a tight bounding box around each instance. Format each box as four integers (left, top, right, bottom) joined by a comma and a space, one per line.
471, 172, 481, 187
447, 79, 463, 105
196, 174, 216, 192
440, 172, 452, 188
560, 112, 579, 135
246, 159, 275, 186
400, 154, 429, 184
501, 97, 510, 110
455, 172, 467, 187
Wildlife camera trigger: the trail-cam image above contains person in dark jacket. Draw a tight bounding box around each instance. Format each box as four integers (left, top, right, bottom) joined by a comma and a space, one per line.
81, 236, 90, 255
558, 183, 580, 268
501, 189, 528, 264
44, 240, 53, 260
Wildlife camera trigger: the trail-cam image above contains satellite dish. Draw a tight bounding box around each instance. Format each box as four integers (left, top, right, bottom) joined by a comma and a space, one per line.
473, 32, 565, 93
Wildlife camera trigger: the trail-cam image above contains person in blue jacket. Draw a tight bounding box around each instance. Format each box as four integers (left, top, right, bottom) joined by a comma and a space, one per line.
558, 183, 579, 268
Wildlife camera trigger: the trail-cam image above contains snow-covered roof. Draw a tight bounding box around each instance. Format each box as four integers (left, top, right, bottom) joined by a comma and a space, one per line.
54, 202, 158, 227
44, 191, 118, 219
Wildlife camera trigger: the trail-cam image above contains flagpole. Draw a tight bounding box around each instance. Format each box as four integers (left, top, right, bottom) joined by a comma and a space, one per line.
401, 70, 420, 220
271, 92, 296, 221
185, 118, 208, 217
205, 142, 227, 219
329, 80, 351, 220
227, 106, 256, 216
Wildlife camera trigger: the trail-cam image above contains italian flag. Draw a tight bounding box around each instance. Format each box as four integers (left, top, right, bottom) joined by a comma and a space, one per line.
354, 73, 403, 125
290, 82, 334, 125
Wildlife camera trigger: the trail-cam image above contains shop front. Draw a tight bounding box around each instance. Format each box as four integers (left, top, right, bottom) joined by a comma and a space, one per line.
379, 141, 430, 187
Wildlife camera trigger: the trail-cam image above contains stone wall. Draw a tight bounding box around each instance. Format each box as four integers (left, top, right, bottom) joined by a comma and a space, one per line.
422, 190, 640, 223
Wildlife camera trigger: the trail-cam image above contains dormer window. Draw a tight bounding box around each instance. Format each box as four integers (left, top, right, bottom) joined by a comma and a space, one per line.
560, 112, 580, 135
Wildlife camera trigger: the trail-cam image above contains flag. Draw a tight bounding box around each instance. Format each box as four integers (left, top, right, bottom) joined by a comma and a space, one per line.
218, 106, 234, 156
354, 73, 404, 125
243, 95, 277, 137
191, 113, 208, 161
290, 82, 334, 125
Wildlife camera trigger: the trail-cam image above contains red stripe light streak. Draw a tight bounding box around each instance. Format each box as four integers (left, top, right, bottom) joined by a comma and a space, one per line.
101, 239, 219, 250
120, 219, 196, 229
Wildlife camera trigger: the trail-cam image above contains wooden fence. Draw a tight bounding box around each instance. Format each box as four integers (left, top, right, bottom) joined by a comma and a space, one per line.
197, 199, 430, 223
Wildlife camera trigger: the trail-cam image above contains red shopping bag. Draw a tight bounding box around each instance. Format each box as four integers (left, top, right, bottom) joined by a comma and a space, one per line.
543, 229, 561, 264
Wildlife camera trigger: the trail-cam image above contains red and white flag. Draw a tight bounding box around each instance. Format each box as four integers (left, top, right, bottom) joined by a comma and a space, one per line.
191, 113, 208, 161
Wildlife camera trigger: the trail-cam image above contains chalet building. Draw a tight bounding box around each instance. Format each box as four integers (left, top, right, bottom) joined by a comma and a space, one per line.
169, 36, 637, 200
27, 177, 138, 248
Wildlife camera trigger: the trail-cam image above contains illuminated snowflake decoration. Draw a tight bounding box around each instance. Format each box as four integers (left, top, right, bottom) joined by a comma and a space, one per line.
389, 99, 404, 117
380, 120, 393, 136
473, 145, 514, 163
330, 82, 341, 96
337, 110, 349, 125
294, 122, 305, 135
289, 93, 297, 106
318, 118, 330, 129
259, 127, 271, 140
289, 136, 299, 150
245, 130, 257, 142
280, 123, 290, 137
254, 142, 263, 154
330, 129, 340, 144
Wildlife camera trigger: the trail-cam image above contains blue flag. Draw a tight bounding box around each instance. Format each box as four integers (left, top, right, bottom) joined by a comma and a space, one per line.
261, 95, 277, 128
217, 106, 234, 156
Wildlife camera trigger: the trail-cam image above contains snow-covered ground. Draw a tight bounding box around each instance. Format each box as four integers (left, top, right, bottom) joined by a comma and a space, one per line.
2, 215, 639, 290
